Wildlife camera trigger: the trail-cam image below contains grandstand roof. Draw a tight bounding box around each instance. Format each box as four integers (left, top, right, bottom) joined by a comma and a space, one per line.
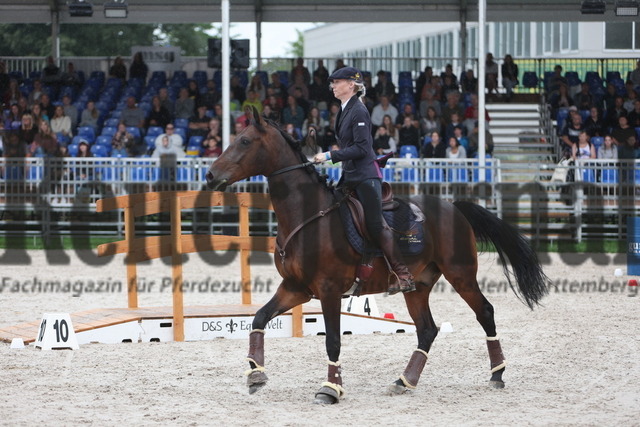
0, 0, 632, 24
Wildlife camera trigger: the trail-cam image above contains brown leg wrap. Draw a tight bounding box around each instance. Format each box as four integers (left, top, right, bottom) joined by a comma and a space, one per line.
487, 338, 506, 372
400, 349, 428, 388
247, 330, 265, 368
328, 362, 343, 386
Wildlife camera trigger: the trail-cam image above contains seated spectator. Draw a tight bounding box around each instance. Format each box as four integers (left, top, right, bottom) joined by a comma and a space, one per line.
611, 115, 636, 147
444, 112, 465, 142
61, 95, 78, 130
485, 53, 499, 96
605, 96, 627, 129
75, 141, 93, 180
5, 103, 22, 129
373, 124, 397, 155
28, 119, 58, 158
3, 132, 26, 158
419, 106, 441, 137
174, 87, 195, 120
603, 83, 618, 112
39, 93, 55, 119
467, 123, 495, 158
628, 99, 640, 128
263, 92, 283, 119
187, 79, 201, 104
440, 74, 459, 102
441, 91, 465, 129
618, 135, 638, 159
282, 95, 305, 130
463, 93, 490, 136
202, 135, 222, 158
40, 56, 60, 87
230, 75, 246, 105
201, 79, 220, 110
460, 69, 478, 94
292, 86, 310, 117
308, 74, 333, 110
50, 105, 73, 138
630, 59, 640, 88
268, 72, 287, 104
397, 116, 421, 151
440, 64, 458, 87
418, 87, 442, 121
623, 86, 638, 113
288, 74, 309, 100
560, 111, 585, 155
302, 107, 327, 139
79, 100, 99, 132
395, 103, 416, 129
313, 59, 329, 84
60, 62, 81, 88
31, 103, 48, 128
382, 114, 398, 142
374, 70, 396, 103
4, 79, 23, 108
416, 66, 441, 104
446, 136, 467, 159
573, 83, 594, 111
27, 79, 44, 105
112, 122, 138, 156
421, 131, 446, 159
262, 104, 279, 123
454, 126, 469, 151
501, 54, 519, 100
597, 135, 618, 160
246, 74, 266, 102
549, 84, 574, 118
17, 113, 38, 146
158, 87, 175, 117
284, 122, 301, 140
585, 106, 606, 137
242, 89, 264, 114
188, 104, 211, 138
291, 57, 311, 87
146, 95, 172, 130
120, 96, 146, 130
153, 135, 185, 159
202, 118, 222, 153
155, 123, 184, 149
571, 131, 596, 160
109, 56, 127, 81
548, 64, 567, 96
371, 95, 398, 128
129, 52, 148, 82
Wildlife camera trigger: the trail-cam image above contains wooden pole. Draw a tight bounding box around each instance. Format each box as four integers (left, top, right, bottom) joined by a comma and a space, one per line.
170, 192, 185, 342
239, 198, 251, 305
124, 207, 138, 309
292, 305, 303, 338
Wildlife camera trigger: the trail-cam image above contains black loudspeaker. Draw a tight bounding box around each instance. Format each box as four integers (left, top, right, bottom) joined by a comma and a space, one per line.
207, 38, 222, 68
207, 38, 250, 69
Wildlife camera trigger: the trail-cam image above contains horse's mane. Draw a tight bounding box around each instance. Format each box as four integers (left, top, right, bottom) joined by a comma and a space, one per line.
253, 117, 334, 190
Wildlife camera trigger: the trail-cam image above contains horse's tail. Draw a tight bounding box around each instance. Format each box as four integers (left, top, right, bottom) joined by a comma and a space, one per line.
453, 201, 550, 309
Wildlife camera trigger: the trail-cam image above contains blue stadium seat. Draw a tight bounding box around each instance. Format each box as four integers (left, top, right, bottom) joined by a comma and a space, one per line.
565, 71, 581, 87
101, 126, 117, 137
146, 126, 164, 138
173, 127, 187, 142
591, 137, 604, 150
144, 135, 157, 151
95, 135, 112, 147
473, 159, 492, 182
522, 71, 538, 88
601, 168, 618, 183
399, 145, 418, 158
90, 144, 111, 157
77, 126, 96, 143
67, 144, 79, 157
104, 117, 120, 128
126, 126, 142, 139
174, 118, 189, 129
188, 135, 204, 147
581, 167, 596, 183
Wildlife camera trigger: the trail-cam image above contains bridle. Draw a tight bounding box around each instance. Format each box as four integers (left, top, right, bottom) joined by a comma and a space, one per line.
268, 161, 315, 177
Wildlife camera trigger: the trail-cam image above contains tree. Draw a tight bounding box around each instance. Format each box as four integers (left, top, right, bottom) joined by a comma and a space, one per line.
287, 29, 304, 58
155, 24, 219, 56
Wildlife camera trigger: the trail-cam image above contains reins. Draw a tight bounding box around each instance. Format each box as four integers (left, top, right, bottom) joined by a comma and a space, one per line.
268, 161, 315, 177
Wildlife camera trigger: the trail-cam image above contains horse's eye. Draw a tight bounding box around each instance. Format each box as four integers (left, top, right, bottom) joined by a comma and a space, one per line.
241, 138, 250, 146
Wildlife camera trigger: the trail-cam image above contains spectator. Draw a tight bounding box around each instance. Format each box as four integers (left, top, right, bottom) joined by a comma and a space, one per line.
60, 62, 81, 88
75, 142, 93, 180
282, 95, 305, 130
246, 74, 266, 102
629, 59, 640, 88
152, 135, 185, 159
333, 59, 346, 73
419, 106, 441, 137
440, 64, 458, 87
262, 104, 279, 123
395, 103, 416, 129
440, 74, 459, 102
548, 64, 567, 96
467, 123, 495, 158
5, 103, 22, 129
597, 135, 618, 160
313, 59, 329, 83
27, 79, 44, 105
602, 83, 618, 112
585, 106, 606, 137
605, 96, 626, 129
571, 131, 596, 160
382, 114, 398, 142
454, 126, 469, 151
202, 135, 222, 158
4, 132, 26, 158
460, 69, 478, 94
129, 52, 148, 81
109, 56, 127, 81
618, 135, 638, 160
374, 70, 396, 103
623, 86, 638, 113
446, 136, 467, 159
397, 116, 421, 151
463, 93, 490, 136
0, 61, 9, 100
370, 95, 398, 128
302, 107, 327, 139
187, 79, 201, 106
549, 84, 574, 118
30, 103, 48, 128
39, 93, 55, 119
501, 54, 519, 101
50, 105, 73, 138
444, 112, 465, 142
373, 124, 397, 155
268, 73, 287, 103
41, 56, 60, 87
202, 117, 222, 151
188, 104, 211, 138
284, 122, 301, 140
611, 115, 636, 147
485, 53, 499, 96
416, 66, 441, 104
79, 100, 99, 133
174, 88, 195, 120
230, 75, 246, 105
560, 111, 585, 154
146, 95, 172, 130
290, 57, 311, 87
201, 79, 220, 110
573, 83, 594, 111
421, 131, 446, 158
158, 87, 175, 117
418, 87, 442, 120
242, 89, 264, 114
61, 94, 78, 130
441, 92, 465, 130
155, 123, 184, 149
120, 96, 146, 130
288, 74, 310, 101
308, 74, 333, 110
362, 72, 377, 110
4, 79, 22, 108
28, 119, 58, 157
112, 122, 137, 156
628, 99, 640, 128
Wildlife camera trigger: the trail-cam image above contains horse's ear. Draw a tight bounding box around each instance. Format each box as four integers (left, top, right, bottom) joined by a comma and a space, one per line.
245, 105, 265, 126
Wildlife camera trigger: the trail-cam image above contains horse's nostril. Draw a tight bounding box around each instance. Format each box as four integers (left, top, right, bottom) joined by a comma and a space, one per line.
205, 171, 214, 182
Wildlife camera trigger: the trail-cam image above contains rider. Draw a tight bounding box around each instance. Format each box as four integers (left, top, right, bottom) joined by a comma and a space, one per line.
313, 67, 416, 295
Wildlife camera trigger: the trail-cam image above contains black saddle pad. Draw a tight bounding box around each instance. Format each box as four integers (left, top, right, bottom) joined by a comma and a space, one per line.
339, 197, 425, 257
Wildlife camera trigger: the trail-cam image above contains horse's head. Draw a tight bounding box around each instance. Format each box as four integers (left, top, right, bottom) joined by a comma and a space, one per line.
206, 106, 305, 191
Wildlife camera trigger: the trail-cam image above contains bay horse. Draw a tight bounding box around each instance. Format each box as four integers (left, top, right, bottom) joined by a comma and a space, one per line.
205, 107, 549, 404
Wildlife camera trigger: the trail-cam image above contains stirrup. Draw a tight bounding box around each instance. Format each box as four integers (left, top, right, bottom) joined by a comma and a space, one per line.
387, 273, 416, 295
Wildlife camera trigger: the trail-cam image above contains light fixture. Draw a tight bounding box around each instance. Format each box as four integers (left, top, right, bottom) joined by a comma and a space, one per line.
615, 0, 639, 15
580, 0, 606, 14
69, 0, 93, 17
104, 0, 128, 18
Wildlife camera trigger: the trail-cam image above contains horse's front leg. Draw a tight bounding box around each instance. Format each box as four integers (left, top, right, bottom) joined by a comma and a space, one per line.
314, 294, 344, 405
246, 280, 310, 394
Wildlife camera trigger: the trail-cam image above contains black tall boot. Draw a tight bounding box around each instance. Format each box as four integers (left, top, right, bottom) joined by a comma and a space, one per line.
377, 226, 416, 295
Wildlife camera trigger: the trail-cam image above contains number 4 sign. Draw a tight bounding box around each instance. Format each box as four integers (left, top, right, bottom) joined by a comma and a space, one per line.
35, 313, 79, 350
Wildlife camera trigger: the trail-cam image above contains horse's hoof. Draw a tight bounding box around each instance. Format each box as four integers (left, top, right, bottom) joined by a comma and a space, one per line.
489, 380, 505, 389
314, 386, 340, 404
247, 370, 268, 394
387, 383, 408, 396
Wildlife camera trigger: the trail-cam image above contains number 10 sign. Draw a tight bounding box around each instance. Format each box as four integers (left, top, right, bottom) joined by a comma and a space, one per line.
35, 313, 79, 350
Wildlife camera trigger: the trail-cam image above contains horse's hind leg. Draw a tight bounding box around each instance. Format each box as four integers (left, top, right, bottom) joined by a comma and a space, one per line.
245, 280, 310, 394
